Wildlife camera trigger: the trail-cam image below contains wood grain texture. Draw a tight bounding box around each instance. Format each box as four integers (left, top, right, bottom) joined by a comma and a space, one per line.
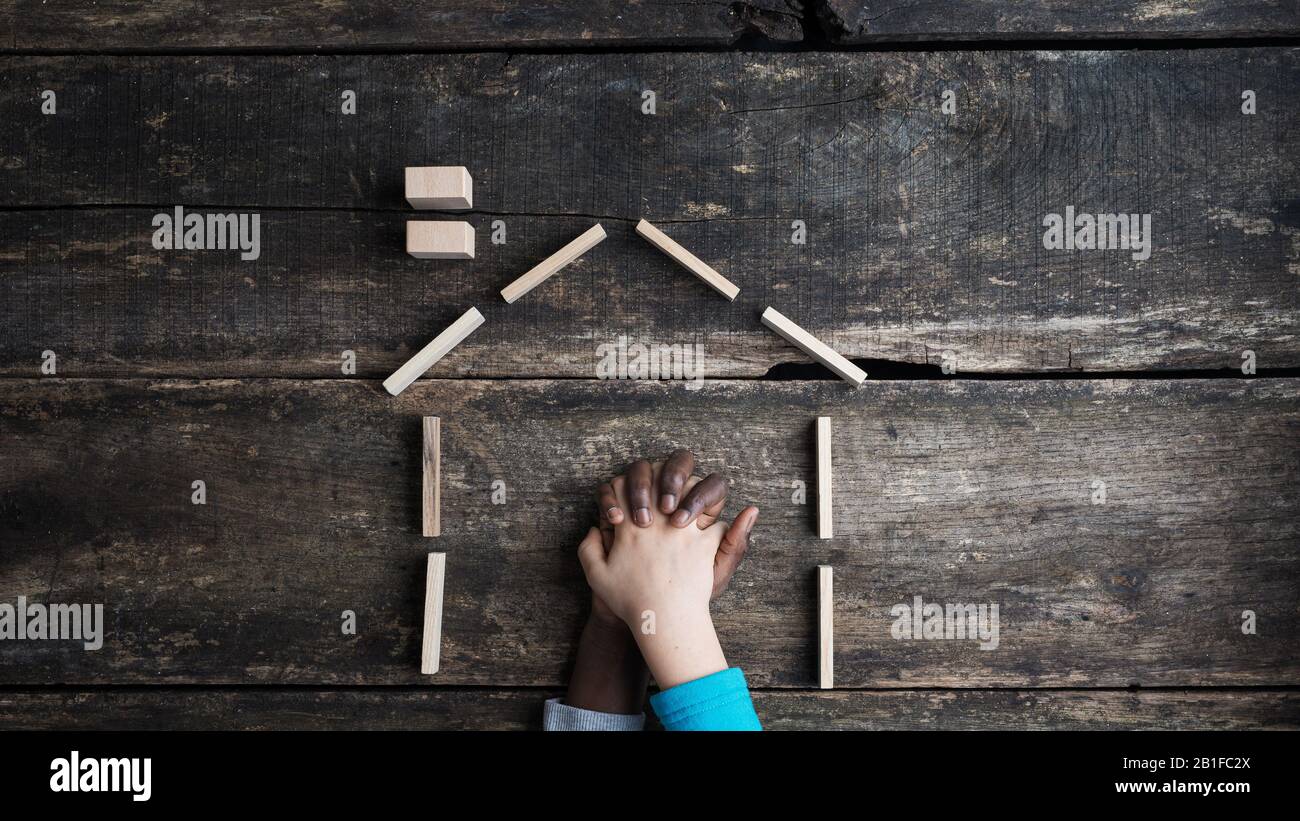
0, 688, 1295, 730
0, 50, 1295, 376
0, 1, 808, 51
817, 1, 1300, 43
1, 378, 1295, 687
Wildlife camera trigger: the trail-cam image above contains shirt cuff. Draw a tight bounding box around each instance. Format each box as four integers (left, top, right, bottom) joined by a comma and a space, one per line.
649, 667, 763, 731
542, 698, 646, 731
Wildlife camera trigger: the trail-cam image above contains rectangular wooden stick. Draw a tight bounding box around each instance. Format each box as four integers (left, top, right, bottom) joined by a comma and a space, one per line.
406, 221, 475, 259
500, 224, 607, 304
761, 306, 867, 387
817, 416, 833, 539
383, 306, 485, 396
421, 552, 446, 675
405, 166, 472, 210
818, 565, 833, 689
635, 219, 739, 301
422, 417, 440, 537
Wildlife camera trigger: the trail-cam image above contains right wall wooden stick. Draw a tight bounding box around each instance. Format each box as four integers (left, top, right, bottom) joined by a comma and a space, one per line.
421, 552, 446, 675
817, 416, 833, 539
819, 565, 834, 689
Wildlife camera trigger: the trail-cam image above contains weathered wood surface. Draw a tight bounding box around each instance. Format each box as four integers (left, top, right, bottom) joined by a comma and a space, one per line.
0, 1, 806, 52
1, 688, 1296, 730
2, 1, 1294, 51
2, 378, 1295, 687
817, 1, 1300, 43
1, 50, 1296, 376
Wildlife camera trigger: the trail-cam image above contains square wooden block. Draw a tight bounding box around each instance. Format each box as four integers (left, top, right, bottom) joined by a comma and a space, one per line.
405, 166, 473, 210
407, 221, 475, 259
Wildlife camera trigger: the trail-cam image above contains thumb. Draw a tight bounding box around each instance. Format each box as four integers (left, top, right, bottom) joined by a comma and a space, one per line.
712, 506, 757, 599
576, 526, 609, 586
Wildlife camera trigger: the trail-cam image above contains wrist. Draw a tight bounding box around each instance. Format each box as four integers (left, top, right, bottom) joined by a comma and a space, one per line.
587, 605, 628, 638
564, 611, 649, 716
633, 607, 728, 690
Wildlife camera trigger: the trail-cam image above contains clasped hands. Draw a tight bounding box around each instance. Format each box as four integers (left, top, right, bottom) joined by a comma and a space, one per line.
575, 450, 758, 691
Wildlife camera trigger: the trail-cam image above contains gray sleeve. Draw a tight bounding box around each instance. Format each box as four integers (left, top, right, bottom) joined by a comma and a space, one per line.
542, 698, 645, 731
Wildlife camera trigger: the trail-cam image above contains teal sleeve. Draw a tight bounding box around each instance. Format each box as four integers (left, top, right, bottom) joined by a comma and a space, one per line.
649, 667, 762, 731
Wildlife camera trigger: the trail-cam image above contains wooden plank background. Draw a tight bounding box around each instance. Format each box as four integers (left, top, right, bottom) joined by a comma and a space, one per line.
0, 1, 808, 50
1, 1, 1296, 50
0, 5, 1296, 730
2, 379, 1295, 688
0, 50, 1296, 377
2, 689, 1296, 730
817, 1, 1300, 43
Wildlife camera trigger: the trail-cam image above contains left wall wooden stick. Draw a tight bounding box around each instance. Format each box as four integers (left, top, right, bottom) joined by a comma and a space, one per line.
422, 417, 440, 538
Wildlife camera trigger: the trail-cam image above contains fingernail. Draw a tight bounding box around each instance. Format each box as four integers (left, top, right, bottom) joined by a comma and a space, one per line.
607, 507, 623, 523
634, 507, 651, 526
660, 494, 677, 514
671, 509, 690, 527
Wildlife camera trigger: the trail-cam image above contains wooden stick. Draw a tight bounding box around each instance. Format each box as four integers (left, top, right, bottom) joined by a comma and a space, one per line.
421, 552, 446, 675
406, 221, 475, 259
500, 224, 607, 304
817, 416, 833, 539
818, 565, 833, 689
405, 166, 472, 210
760, 306, 867, 387
635, 219, 739, 301
422, 417, 440, 537
383, 306, 484, 396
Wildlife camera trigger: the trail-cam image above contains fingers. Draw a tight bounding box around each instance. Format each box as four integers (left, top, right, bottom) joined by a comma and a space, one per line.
658, 449, 695, 514
671, 472, 728, 528
712, 506, 758, 599
596, 481, 624, 526
598, 510, 614, 552
625, 459, 654, 527
576, 526, 608, 586
696, 491, 726, 530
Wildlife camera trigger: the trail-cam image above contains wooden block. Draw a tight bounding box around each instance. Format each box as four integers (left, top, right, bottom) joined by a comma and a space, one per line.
818, 565, 833, 689
817, 416, 832, 539
499, 224, 607, 304
635, 219, 739, 301
383, 306, 485, 396
421, 552, 446, 675
406, 221, 475, 259
405, 166, 472, 210
761, 306, 867, 387
422, 417, 440, 537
